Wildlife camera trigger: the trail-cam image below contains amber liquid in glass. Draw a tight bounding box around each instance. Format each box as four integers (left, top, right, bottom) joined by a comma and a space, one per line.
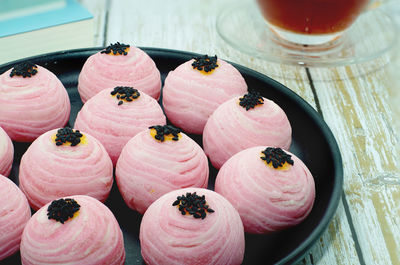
256, 0, 369, 35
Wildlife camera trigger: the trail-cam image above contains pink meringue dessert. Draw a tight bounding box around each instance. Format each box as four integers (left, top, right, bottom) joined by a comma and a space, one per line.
0, 175, 31, 261
203, 90, 292, 169
116, 125, 209, 214
74, 86, 166, 165
162, 54, 247, 134
140, 188, 245, 265
0, 127, 14, 177
78, 42, 161, 103
19, 127, 113, 210
215, 146, 315, 234
20, 195, 125, 265
0, 62, 70, 142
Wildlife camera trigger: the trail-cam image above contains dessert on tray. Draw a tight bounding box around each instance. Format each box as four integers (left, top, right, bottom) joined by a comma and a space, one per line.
20, 195, 125, 265
19, 127, 113, 210
0, 175, 31, 261
74, 86, 166, 165
215, 146, 315, 234
162, 54, 247, 134
140, 188, 245, 265
0, 126, 13, 177
78, 42, 161, 103
203, 90, 292, 169
0, 62, 70, 142
116, 125, 209, 213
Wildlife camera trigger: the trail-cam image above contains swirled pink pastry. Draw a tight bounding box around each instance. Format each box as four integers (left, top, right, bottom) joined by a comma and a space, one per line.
116, 125, 209, 214
215, 146, 315, 234
162, 55, 247, 134
0, 127, 13, 177
0, 175, 31, 261
203, 91, 292, 169
140, 188, 245, 265
78, 42, 161, 103
74, 87, 166, 165
19, 127, 113, 210
0, 62, 70, 142
20, 195, 125, 265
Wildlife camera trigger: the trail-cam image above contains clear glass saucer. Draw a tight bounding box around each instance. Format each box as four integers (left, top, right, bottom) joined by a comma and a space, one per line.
216, 2, 398, 67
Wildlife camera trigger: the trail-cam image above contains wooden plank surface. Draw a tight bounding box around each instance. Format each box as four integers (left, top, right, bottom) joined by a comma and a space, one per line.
307, 3, 400, 263
79, 0, 108, 46
309, 64, 400, 264
79, 0, 400, 264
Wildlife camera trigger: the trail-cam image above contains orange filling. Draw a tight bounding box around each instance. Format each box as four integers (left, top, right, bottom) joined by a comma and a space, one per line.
194, 63, 219, 75
110, 93, 139, 102
51, 134, 88, 146
149, 128, 181, 141
237, 99, 263, 108
261, 152, 292, 170
109, 47, 130, 55
72, 211, 80, 219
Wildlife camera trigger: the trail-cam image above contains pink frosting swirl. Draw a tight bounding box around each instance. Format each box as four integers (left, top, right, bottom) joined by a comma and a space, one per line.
0, 66, 70, 142
74, 89, 166, 165
140, 188, 245, 265
20, 195, 125, 265
162, 59, 247, 134
203, 95, 292, 169
0, 127, 13, 177
215, 146, 315, 233
116, 128, 209, 214
19, 129, 113, 210
0, 175, 31, 260
78, 46, 161, 103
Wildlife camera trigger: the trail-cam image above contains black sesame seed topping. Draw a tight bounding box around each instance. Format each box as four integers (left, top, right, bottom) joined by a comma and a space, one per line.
191, 55, 218, 73
239, 90, 264, 111
101, 42, 130, 55
149, 125, 181, 142
10, 62, 38, 78
172, 192, 214, 219
47, 198, 80, 224
55, 127, 83, 147
111, 86, 140, 105
260, 147, 294, 169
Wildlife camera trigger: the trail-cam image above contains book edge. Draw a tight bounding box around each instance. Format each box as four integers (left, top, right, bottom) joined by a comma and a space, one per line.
0, 0, 93, 38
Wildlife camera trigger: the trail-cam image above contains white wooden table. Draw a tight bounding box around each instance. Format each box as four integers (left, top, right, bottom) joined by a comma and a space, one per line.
80, 0, 400, 264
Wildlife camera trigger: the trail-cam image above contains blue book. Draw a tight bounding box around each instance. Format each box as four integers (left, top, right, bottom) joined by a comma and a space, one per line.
0, 0, 66, 21
0, 0, 94, 64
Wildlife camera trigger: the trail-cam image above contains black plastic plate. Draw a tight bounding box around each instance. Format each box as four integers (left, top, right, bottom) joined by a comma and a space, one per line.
0, 48, 343, 265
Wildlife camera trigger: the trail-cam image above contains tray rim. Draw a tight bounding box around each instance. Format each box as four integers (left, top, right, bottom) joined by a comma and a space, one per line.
0, 47, 343, 265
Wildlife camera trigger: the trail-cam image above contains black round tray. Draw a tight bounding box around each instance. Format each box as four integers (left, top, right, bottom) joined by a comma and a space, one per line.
0, 47, 343, 265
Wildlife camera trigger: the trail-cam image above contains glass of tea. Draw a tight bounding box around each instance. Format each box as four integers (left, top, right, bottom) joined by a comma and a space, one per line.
256, 0, 369, 46
216, 0, 398, 67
